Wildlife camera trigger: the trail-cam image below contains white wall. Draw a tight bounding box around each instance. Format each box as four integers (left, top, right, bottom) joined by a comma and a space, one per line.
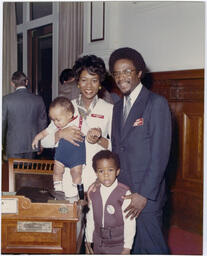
83, 1, 205, 72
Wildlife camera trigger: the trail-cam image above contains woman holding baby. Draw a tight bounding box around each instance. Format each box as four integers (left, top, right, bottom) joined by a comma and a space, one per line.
41, 55, 113, 198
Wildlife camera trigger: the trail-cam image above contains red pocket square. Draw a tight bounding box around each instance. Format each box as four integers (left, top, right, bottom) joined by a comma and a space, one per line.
133, 118, 144, 127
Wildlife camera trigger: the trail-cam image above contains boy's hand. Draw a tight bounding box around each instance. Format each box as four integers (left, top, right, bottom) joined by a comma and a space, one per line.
122, 193, 147, 219
121, 248, 130, 254
77, 199, 88, 207
37, 146, 43, 155
85, 242, 94, 254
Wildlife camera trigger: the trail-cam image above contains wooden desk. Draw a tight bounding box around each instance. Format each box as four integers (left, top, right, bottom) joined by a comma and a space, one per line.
2, 195, 83, 254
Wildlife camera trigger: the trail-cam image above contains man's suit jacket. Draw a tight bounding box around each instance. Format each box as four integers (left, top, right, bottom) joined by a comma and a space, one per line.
111, 86, 172, 212
2, 88, 48, 156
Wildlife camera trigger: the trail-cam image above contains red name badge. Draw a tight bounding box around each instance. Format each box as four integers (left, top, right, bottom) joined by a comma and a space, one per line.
133, 118, 144, 127
91, 114, 104, 119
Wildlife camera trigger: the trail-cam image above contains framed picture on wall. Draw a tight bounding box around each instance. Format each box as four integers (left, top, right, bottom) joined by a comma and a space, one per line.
90, 2, 105, 42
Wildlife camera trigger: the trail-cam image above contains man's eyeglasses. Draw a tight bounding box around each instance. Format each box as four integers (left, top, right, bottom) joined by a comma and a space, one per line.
112, 69, 136, 78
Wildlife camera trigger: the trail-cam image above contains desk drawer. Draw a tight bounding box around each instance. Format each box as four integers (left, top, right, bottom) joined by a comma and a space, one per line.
2, 220, 77, 254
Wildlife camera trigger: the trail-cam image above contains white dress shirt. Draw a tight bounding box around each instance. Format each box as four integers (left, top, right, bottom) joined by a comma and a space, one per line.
16, 86, 27, 90
123, 82, 143, 111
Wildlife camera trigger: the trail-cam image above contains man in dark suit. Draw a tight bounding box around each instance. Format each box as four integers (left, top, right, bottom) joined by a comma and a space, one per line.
2, 71, 47, 159
109, 47, 172, 254
59, 68, 80, 100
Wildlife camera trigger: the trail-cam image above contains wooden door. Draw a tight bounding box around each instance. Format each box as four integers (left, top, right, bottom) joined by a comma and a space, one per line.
28, 24, 52, 113
144, 69, 204, 234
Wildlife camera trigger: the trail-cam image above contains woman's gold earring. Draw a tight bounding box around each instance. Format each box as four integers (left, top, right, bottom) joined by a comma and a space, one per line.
99, 86, 102, 90
77, 84, 80, 88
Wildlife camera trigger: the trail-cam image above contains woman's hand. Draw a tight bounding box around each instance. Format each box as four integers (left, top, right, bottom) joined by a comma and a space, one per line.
122, 193, 147, 219
86, 128, 102, 144
56, 126, 84, 146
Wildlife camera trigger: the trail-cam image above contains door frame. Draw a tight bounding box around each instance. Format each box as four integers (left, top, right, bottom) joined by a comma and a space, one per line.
27, 24, 52, 95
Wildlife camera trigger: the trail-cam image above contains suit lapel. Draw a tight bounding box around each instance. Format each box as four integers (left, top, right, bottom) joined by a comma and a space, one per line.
121, 86, 150, 140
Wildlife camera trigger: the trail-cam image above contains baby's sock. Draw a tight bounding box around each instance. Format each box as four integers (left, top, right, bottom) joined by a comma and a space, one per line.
54, 181, 63, 191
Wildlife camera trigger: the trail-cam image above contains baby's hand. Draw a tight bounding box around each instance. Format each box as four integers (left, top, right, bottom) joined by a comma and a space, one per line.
86, 128, 102, 144
32, 137, 39, 149
90, 127, 102, 137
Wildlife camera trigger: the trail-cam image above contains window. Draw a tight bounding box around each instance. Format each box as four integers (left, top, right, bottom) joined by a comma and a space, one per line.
30, 2, 52, 20
15, 2, 59, 101
15, 2, 23, 25
17, 33, 23, 72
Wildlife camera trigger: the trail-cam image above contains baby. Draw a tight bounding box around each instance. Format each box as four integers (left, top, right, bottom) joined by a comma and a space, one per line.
32, 96, 86, 200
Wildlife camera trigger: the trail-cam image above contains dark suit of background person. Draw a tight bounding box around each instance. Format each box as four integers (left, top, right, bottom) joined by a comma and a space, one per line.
2, 71, 47, 159
109, 48, 172, 254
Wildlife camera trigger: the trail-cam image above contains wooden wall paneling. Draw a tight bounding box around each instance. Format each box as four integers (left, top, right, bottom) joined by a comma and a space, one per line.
171, 102, 203, 234
145, 69, 204, 235
182, 109, 203, 182
2, 161, 9, 191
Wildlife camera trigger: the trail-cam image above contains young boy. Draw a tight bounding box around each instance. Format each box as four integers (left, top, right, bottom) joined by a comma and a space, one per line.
85, 150, 136, 254
32, 96, 85, 200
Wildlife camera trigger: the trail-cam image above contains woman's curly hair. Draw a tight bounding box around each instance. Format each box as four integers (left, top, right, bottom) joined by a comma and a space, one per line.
73, 55, 107, 83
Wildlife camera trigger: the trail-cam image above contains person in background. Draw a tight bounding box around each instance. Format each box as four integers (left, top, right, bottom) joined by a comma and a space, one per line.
101, 72, 122, 104
2, 71, 47, 159
109, 47, 172, 254
85, 150, 136, 255
59, 68, 80, 100
41, 55, 113, 199
32, 97, 86, 200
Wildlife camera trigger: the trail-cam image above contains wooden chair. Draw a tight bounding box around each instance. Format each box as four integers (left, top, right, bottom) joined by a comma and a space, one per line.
8, 158, 54, 192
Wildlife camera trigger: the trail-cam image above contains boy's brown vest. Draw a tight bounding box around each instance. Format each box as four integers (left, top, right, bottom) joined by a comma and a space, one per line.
89, 182, 129, 254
